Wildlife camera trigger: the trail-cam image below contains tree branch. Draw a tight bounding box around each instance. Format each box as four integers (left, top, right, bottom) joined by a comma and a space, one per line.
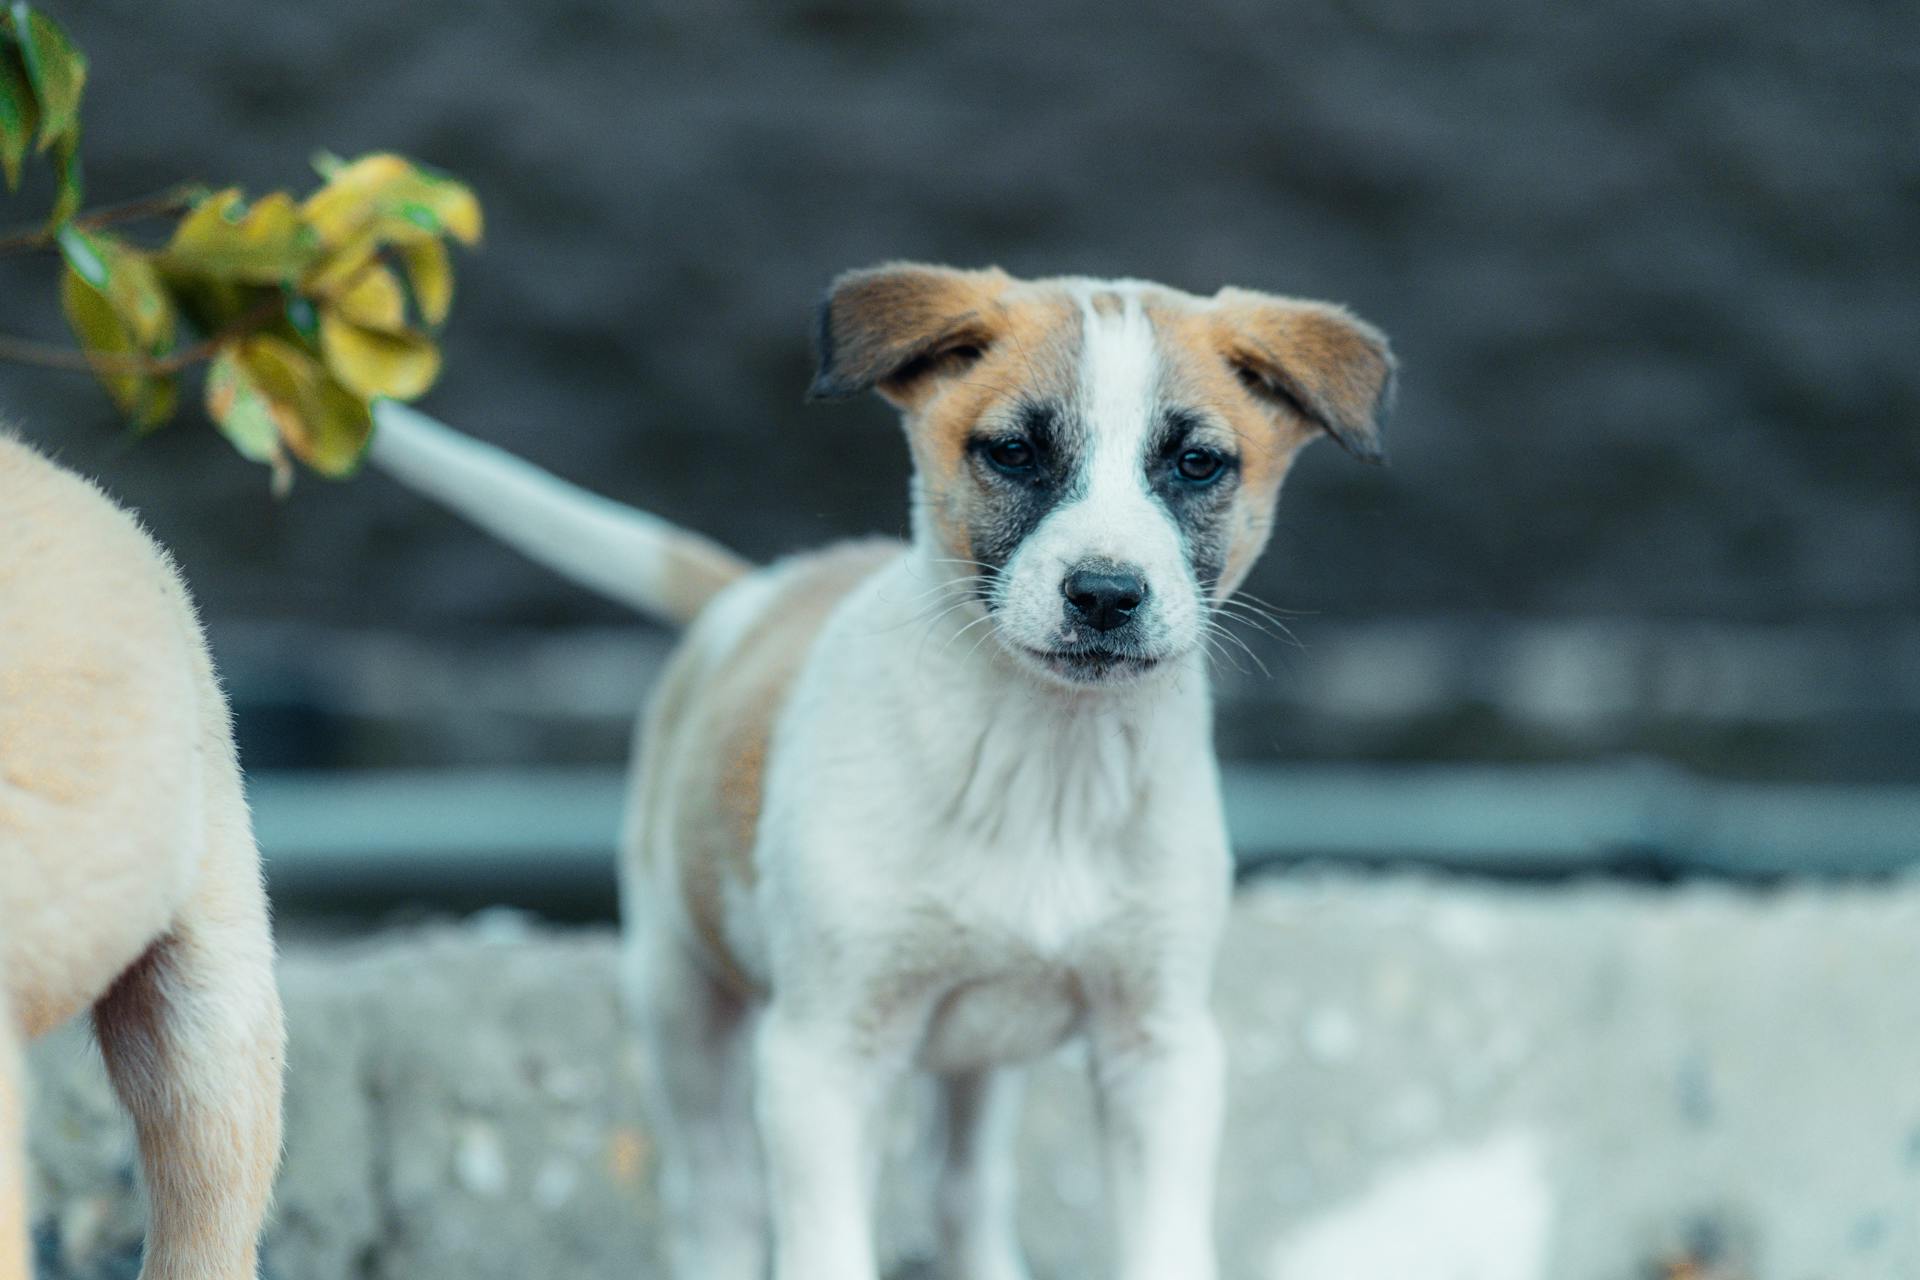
0, 334, 105, 372
0, 183, 207, 256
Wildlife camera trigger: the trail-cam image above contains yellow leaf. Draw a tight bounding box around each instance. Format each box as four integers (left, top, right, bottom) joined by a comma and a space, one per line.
400, 238, 452, 326
329, 261, 407, 330
295, 371, 377, 476
319, 312, 440, 401
164, 188, 318, 283
60, 265, 175, 430
300, 151, 483, 250
235, 336, 374, 477
301, 231, 380, 295
299, 152, 411, 246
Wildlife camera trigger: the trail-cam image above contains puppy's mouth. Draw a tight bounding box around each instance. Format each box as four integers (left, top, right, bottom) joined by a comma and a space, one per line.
1018, 644, 1165, 685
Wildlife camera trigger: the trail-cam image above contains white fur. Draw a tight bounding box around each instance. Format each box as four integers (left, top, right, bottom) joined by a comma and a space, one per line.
992, 286, 1205, 670
723, 553, 1231, 1279
369, 401, 747, 626
374, 278, 1242, 1280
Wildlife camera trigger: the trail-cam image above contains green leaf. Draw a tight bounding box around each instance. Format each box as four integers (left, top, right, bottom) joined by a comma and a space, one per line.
60, 264, 176, 430
54, 221, 105, 287
0, 44, 34, 190
45, 122, 79, 225
163, 188, 320, 282
284, 293, 319, 341
13, 4, 85, 154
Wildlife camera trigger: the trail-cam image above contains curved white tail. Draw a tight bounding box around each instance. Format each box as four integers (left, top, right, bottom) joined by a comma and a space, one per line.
368, 402, 751, 627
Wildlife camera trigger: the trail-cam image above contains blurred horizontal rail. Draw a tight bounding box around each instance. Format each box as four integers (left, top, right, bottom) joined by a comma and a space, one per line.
251, 763, 1920, 905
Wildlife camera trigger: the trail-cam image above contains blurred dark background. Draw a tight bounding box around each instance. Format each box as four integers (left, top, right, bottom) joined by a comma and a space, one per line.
2, 0, 1916, 882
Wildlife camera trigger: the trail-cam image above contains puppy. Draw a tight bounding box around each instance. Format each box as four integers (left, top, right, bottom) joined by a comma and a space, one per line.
370, 264, 1393, 1280
0, 435, 284, 1280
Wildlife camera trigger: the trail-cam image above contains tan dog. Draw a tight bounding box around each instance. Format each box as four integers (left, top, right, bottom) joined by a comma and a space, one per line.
0, 434, 284, 1280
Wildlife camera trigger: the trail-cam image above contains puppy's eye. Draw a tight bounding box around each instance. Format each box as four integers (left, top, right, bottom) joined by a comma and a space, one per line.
1175, 447, 1227, 484
985, 438, 1036, 473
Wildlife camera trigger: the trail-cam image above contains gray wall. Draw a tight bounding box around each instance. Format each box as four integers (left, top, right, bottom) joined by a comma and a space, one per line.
1, 0, 1915, 777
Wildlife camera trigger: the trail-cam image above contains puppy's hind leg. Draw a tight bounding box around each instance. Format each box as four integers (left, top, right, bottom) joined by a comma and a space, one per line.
625, 928, 767, 1280
0, 1000, 28, 1280
933, 1069, 1032, 1280
93, 841, 284, 1280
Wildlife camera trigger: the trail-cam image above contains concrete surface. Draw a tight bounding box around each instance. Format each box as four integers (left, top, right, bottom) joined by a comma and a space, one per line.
26, 874, 1920, 1280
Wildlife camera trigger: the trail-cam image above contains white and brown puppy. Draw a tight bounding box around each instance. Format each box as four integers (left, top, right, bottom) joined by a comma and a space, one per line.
0, 435, 284, 1280
370, 264, 1393, 1280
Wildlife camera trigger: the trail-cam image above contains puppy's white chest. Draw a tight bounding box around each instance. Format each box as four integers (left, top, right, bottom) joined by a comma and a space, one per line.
905, 834, 1123, 1072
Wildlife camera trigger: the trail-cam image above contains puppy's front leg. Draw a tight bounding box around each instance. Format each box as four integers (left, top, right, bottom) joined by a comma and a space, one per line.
1090, 1008, 1225, 1280
755, 1006, 902, 1280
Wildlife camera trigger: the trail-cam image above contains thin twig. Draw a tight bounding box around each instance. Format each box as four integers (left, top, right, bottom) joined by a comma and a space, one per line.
0, 183, 205, 257
0, 334, 102, 372
0, 292, 282, 377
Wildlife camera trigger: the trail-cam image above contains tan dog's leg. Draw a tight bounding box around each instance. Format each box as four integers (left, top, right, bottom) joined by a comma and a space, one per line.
0, 998, 27, 1280
92, 842, 283, 1280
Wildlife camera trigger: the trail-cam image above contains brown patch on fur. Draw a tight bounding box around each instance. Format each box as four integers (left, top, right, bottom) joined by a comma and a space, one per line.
1210, 287, 1395, 464
892, 282, 1081, 568
809, 263, 1015, 406
1144, 297, 1304, 595
639, 541, 901, 991
655, 535, 755, 628
1145, 287, 1394, 593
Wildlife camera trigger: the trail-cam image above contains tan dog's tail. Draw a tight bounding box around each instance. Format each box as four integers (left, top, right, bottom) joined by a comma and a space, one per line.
369, 402, 751, 627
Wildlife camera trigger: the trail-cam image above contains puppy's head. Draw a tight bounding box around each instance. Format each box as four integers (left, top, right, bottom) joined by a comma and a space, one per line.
811, 263, 1394, 688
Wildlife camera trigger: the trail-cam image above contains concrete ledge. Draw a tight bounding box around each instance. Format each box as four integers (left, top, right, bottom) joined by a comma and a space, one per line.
27, 876, 1920, 1279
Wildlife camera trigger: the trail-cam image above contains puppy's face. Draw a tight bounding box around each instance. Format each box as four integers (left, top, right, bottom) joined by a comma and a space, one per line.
812, 265, 1394, 688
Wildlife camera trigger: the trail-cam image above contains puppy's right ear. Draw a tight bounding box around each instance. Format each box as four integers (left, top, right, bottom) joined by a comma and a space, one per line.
809, 262, 1010, 408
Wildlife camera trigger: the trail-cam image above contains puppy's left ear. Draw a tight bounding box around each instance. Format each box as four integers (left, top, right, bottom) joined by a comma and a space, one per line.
1212, 288, 1397, 464
809, 262, 1011, 409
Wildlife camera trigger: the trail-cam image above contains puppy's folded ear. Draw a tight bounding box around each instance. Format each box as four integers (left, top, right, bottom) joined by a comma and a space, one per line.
809, 262, 1010, 408
1212, 287, 1397, 464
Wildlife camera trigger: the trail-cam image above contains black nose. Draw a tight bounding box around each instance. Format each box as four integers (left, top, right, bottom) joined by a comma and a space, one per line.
1062, 566, 1147, 632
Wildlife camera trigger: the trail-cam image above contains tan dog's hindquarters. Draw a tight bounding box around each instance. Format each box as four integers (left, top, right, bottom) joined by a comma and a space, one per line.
0, 435, 284, 1280
0, 993, 25, 1280
369, 267, 1393, 1280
